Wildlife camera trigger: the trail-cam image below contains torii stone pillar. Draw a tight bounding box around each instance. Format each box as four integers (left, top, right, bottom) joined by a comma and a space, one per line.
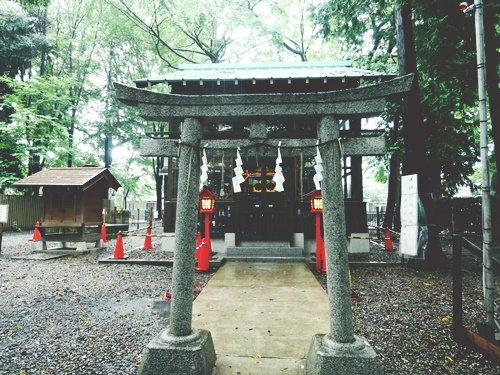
306, 116, 382, 374
138, 118, 216, 375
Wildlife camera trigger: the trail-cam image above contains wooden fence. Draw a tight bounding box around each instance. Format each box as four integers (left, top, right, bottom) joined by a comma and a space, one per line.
0, 195, 43, 231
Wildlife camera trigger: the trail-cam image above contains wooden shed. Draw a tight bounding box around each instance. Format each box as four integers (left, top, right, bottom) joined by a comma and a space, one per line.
14, 167, 121, 250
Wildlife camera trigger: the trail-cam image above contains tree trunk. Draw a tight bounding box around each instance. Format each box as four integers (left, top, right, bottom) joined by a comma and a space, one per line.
383, 116, 401, 230
395, 0, 447, 269
39, 8, 48, 77
395, 0, 426, 184
104, 136, 112, 169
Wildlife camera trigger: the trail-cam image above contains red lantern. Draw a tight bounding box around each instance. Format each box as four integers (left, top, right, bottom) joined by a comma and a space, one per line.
199, 187, 216, 213
306, 190, 323, 213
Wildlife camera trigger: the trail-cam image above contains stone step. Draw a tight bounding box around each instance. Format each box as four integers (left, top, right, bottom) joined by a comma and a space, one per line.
224, 256, 307, 263
238, 240, 290, 248
226, 246, 304, 257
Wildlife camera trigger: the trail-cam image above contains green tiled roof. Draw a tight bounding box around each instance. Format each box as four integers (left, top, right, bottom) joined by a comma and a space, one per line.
134, 61, 394, 88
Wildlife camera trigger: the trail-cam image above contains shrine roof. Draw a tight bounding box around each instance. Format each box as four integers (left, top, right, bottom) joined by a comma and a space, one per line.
13, 167, 121, 191
134, 61, 395, 88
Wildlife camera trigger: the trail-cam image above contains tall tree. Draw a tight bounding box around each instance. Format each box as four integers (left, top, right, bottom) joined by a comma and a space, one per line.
0, 75, 78, 186
108, 0, 253, 66
314, 0, 397, 69
0, 1, 49, 191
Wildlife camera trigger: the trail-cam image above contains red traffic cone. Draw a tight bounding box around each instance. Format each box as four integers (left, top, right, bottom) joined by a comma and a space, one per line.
30, 221, 41, 242
384, 227, 395, 252
101, 223, 108, 243
195, 232, 202, 260
109, 232, 128, 259
143, 226, 153, 250
196, 240, 210, 272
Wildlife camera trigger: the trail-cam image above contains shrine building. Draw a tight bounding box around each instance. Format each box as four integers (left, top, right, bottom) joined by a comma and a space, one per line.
115, 61, 407, 259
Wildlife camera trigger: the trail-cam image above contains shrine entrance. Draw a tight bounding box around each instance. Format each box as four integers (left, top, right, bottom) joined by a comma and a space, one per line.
237, 158, 292, 242
114, 61, 414, 375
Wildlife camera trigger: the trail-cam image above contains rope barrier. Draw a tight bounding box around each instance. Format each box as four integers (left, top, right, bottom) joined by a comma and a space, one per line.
347, 235, 400, 241
368, 225, 401, 236
167, 138, 346, 152
122, 233, 175, 238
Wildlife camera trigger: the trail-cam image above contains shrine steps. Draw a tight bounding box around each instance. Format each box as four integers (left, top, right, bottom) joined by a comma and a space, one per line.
225, 241, 306, 262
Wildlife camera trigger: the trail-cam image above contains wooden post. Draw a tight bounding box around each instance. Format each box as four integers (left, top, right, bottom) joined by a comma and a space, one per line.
452, 234, 465, 342
376, 206, 381, 240
137, 209, 140, 229
113, 207, 117, 224
0, 205, 8, 255
0, 223, 3, 255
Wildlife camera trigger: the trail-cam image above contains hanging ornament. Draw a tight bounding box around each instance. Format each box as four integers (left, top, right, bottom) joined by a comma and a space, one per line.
199, 146, 209, 190
220, 151, 225, 197
313, 140, 323, 190
273, 141, 285, 192
232, 148, 245, 193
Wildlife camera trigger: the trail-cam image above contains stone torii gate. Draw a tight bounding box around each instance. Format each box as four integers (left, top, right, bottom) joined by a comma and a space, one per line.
114, 74, 414, 375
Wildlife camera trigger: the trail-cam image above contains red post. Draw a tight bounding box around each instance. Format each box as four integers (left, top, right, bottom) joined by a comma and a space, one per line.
315, 213, 323, 272
204, 212, 213, 257
319, 236, 326, 274
306, 190, 326, 274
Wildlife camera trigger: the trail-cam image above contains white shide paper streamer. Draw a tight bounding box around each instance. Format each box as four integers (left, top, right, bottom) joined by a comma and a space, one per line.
199, 147, 209, 190
232, 148, 245, 193
273, 141, 285, 192
313, 141, 323, 190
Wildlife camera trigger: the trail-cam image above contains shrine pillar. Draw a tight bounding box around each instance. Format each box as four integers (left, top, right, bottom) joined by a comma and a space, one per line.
306, 116, 382, 374
138, 118, 216, 375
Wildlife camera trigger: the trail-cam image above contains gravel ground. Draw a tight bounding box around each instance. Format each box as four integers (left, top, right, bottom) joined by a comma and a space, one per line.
0, 228, 499, 374
316, 234, 500, 375
0, 226, 213, 375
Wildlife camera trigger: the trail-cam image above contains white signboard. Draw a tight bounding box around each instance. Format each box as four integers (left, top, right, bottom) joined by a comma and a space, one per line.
400, 175, 418, 256
0, 205, 8, 223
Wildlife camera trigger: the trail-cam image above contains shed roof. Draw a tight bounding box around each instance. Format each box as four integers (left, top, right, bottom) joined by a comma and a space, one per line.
13, 167, 121, 191
134, 61, 395, 88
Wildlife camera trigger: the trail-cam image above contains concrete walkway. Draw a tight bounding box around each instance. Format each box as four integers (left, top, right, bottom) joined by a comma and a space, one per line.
192, 262, 330, 375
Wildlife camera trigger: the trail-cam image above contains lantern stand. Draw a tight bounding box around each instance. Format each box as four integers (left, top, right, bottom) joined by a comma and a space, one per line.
306, 190, 326, 274
197, 187, 217, 272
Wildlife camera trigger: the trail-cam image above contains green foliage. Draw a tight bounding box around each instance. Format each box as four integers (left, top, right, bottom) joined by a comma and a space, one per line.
9, 221, 23, 232
313, 0, 396, 70
0, 1, 49, 78
0, 74, 79, 173
314, 0, 490, 197
13, 0, 51, 6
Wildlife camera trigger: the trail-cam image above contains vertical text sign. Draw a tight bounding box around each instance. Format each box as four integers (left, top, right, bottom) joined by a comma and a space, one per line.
400, 175, 418, 256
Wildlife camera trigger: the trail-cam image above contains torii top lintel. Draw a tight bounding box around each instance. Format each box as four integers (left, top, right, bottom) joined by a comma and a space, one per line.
114, 74, 414, 122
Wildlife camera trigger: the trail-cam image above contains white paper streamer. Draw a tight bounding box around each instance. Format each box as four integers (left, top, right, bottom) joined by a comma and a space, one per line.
273, 141, 285, 192
232, 148, 244, 193
199, 147, 209, 190
313, 141, 323, 190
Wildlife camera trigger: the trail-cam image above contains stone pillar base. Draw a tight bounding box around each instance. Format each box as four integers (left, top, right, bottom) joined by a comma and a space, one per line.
138, 329, 216, 375
306, 334, 383, 375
